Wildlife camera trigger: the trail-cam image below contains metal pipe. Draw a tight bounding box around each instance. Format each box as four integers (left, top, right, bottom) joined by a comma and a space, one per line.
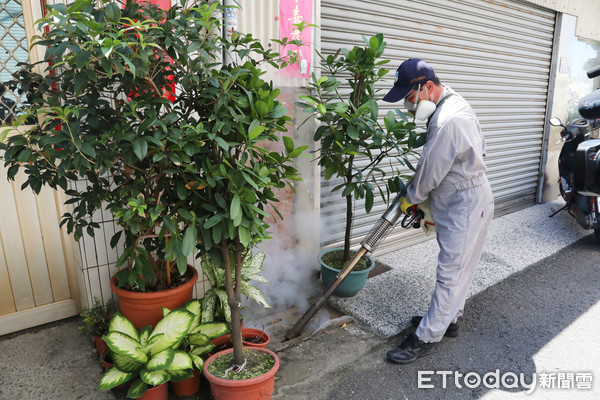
285, 194, 406, 340
285, 247, 368, 340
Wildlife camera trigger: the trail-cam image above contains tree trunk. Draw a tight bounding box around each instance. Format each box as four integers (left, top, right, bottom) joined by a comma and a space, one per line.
221, 239, 244, 366
343, 155, 354, 262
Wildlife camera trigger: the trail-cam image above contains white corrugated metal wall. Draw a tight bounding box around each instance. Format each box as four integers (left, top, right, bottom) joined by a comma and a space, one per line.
320, 0, 556, 253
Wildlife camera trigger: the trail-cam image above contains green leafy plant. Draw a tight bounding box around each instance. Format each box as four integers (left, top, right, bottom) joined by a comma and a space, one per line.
0, 0, 305, 299
161, 299, 229, 374
1, 0, 307, 373
97, 309, 195, 398
78, 297, 115, 338
298, 34, 424, 263
200, 251, 269, 324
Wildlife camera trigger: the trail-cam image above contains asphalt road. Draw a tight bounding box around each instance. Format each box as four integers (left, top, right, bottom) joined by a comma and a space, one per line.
275, 233, 600, 400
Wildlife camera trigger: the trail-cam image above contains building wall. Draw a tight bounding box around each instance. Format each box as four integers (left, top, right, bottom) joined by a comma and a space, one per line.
522, 0, 600, 41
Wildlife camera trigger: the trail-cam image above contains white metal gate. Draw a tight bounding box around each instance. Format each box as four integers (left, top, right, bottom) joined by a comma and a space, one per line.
320, 0, 556, 253
0, 0, 81, 336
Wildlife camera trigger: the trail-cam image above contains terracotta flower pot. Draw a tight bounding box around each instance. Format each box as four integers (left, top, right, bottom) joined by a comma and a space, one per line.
138, 382, 168, 400
241, 328, 270, 348
203, 347, 279, 400
170, 370, 201, 397
93, 335, 109, 359
110, 266, 198, 329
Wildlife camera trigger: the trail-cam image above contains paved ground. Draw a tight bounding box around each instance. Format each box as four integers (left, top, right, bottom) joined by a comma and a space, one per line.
274, 233, 600, 400
1, 199, 599, 399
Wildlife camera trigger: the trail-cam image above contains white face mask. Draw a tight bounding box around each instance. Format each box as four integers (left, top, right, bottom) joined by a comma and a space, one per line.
404, 84, 437, 122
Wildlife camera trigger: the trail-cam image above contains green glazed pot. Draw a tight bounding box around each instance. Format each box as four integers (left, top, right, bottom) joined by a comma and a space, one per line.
319, 248, 375, 297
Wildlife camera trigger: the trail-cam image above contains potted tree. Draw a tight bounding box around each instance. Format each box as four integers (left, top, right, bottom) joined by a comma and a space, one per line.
0, 0, 239, 328
297, 34, 424, 296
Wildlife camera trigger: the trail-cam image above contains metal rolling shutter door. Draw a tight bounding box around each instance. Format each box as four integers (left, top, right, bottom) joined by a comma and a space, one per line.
320, 0, 556, 254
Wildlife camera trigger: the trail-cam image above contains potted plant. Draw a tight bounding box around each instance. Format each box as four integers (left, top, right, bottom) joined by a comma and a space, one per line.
162, 4, 306, 399
164, 299, 229, 397
297, 34, 424, 296
78, 297, 116, 358
97, 309, 196, 399
0, 0, 242, 328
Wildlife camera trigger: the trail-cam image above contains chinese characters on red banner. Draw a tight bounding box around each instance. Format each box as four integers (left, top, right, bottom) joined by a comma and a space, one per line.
279, 0, 313, 79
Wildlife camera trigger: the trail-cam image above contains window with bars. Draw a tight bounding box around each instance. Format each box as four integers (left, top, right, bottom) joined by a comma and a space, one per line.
0, 0, 29, 124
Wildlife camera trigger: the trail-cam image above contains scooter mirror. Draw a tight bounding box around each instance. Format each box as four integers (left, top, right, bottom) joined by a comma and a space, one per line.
550, 117, 564, 127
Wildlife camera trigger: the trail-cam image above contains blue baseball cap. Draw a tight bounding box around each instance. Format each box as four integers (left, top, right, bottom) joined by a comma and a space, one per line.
382, 59, 436, 102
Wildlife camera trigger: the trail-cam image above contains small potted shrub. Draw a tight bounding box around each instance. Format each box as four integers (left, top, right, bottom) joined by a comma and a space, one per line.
78, 297, 115, 358
97, 310, 196, 399
297, 33, 424, 296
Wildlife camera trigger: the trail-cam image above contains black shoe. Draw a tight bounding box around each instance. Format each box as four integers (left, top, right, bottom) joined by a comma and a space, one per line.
387, 333, 435, 364
411, 316, 459, 338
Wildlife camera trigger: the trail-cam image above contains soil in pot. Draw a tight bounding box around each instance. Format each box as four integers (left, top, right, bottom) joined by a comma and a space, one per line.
203, 347, 279, 400
320, 249, 370, 271
242, 328, 270, 348
208, 349, 275, 380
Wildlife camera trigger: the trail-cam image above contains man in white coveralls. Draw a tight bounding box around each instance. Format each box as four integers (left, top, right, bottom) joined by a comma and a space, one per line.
382, 59, 494, 364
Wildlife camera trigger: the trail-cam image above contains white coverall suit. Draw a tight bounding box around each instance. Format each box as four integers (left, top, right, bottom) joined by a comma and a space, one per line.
405, 86, 494, 343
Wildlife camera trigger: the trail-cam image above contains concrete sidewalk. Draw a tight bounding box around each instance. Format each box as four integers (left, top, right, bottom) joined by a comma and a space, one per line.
0, 199, 594, 400
328, 198, 591, 337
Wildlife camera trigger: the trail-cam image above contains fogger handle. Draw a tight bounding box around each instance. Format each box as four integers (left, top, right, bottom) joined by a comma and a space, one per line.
360, 194, 404, 252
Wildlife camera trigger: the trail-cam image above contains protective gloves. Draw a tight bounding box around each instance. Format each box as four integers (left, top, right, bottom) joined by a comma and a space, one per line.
400, 196, 417, 215
418, 197, 436, 236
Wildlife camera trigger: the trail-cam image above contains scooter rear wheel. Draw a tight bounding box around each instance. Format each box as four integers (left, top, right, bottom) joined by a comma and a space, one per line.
595, 229, 600, 242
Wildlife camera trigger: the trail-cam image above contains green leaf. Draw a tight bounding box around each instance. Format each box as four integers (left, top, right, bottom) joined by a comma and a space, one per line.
188, 332, 211, 346
241, 281, 270, 308
126, 379, 148, 399
133, 138, 148, 160
249, 124, 265, 140
365, 189, 374, 213
239, 225, 250, 247
169, 369, 194, 382
347, 125, 359, 140
104, 332, 147, 363
140, 368, 170, 387
200, 256, 217, 287
190, 354, 205, 371
108, 313, 139, 339
146, 349, 174, 371
282, 136, 294, 154
193, 322, 229, 339
200, 290, 216, 323
144, 309, 195, 356
112, 352, 143, 373
105, 2, 122, 22
98, 367, 134, 390
230, 194, 241, 222
181, 225, 197, 257
169, 350, 193, 371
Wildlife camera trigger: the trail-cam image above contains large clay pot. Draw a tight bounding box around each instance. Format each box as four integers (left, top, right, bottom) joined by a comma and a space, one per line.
319, 248, 375, 297
203, 347, 279, 400
170, 370, 201, 397
110, 266, 198, 329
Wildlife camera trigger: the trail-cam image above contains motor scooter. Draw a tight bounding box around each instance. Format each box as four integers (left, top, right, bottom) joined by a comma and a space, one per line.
549, 116, 600, 241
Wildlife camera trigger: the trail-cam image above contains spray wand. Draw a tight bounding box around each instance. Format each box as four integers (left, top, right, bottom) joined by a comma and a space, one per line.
285, 193, 423, 340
